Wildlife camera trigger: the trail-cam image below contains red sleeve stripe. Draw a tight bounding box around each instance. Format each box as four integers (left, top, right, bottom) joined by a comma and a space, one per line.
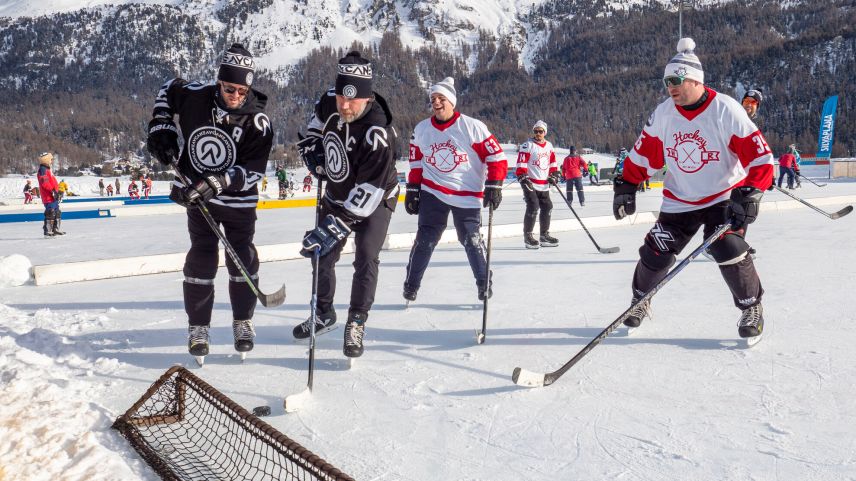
407, 167, 423, 184
741, 164, 774, 190
622, 160, 649, 185
728, 131, 771, 168
486, 160, 508, 182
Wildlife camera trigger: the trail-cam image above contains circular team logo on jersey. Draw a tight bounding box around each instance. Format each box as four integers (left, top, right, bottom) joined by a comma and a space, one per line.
667, 130, 721, 174
324, 131, 349, 183
187, 126, 236, 173
427, 140, 468, 173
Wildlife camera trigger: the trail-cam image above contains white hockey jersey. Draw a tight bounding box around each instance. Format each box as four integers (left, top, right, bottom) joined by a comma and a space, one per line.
408, 112, 508, 209
624, 87, 774, 213
515, 140, 557, 192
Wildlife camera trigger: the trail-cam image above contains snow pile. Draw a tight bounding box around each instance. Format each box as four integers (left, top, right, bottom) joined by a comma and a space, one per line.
0, 304, 141, 480
0, 254, 31, 287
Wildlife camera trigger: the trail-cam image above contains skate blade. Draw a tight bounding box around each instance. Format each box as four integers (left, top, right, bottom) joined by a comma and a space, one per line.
744, 333, 763, 348
194, 355, 205, 367
348, 357, 357, 369
240, 352, 247, 362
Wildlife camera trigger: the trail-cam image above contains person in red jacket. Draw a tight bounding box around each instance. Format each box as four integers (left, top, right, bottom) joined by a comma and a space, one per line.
561, 145, 588, 206
777, 148, 797, 189
36, 152, 65, 237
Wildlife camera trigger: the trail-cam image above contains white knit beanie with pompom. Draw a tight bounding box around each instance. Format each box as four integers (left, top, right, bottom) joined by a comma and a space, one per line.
664, 37, 704, 84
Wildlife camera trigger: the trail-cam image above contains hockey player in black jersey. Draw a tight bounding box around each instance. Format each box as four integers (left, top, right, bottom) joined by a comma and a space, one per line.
293, 51, 399, 358
146, 43, 273, 362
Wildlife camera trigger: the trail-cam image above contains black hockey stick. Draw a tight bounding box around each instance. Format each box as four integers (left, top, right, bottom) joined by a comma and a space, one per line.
512, 222, 732, 387
774, 185, 852, 220
476, 204, 495, 345
170, 159, 285, 307
552, 184, 620, 254
795, 172, 827, 188
284, 178, 324, 412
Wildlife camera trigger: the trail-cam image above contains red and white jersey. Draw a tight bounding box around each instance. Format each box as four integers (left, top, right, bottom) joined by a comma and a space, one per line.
624, 87, 774, 213
515, 140, 557, 192
408, 112, 508, 209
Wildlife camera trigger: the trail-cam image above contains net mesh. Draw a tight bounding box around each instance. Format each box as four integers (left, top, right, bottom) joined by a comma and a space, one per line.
112, 366, 354, 481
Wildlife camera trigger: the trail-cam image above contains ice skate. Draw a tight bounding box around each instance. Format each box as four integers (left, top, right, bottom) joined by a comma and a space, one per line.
403, 285, 417, 308
477, 274, 493, 301
539, 233, 559, 247
343, 312, 367, 358
524, 232, 540, 249
293, 310, 337, 340
188, 325, 210, 365
738, 303, 764, 347
232, 319, 255, 360
624, 297, 652, 333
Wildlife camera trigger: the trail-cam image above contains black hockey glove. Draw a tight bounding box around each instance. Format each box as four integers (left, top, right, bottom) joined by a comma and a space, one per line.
404, 183, 420, 215
483, 180, 502, 210
180, 174, 226, 206
547, 171, 561, 186
583, 170, 589, 178
297, 132, 326, 179
146, 118, 179, 166
728, 186, 763, 231
612, 177, 638, 220
300, 214, 352, 258
517, 174, 534, 192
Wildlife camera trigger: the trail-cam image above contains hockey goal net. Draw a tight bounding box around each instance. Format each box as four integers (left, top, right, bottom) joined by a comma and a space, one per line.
112, 366, 354, 481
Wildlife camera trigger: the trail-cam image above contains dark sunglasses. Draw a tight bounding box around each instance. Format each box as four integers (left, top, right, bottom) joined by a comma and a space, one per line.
221, 83, 249, 96
663, 76, 685, 88
533, 129, 545, 134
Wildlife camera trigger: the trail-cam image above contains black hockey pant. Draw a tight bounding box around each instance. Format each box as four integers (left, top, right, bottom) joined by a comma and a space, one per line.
565, 177, 585, 205
315, 196, 397, 318
522, 187, 553, 234
631, 201, 763, 310
404, 191, 488, 292
184, 204, 259, 326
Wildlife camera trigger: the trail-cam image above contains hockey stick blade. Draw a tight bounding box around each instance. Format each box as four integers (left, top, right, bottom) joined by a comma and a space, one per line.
830, 205, 853, 220
283, 387, 311, 413
512, 367, 548, 387
259, 283, 287, 307
599, 246, 620, 254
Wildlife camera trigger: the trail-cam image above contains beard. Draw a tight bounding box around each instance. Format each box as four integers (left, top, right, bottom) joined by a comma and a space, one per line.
339, 102, 370, 123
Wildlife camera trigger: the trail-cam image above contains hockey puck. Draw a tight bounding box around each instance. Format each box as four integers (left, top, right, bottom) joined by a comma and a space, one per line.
252, 405, 271, 417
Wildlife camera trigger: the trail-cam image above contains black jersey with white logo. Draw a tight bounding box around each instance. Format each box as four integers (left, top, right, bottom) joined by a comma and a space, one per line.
151, 78, 273, 209
306, 89, 399, 224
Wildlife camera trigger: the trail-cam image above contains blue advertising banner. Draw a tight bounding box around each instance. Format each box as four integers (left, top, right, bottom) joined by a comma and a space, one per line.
816, 95, 838, 158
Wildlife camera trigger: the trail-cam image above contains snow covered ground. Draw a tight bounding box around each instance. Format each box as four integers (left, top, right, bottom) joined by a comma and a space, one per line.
1, 176, 855, 480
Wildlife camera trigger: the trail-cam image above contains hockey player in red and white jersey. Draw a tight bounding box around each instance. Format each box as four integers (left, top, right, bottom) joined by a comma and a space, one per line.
516, 120, 560, 249
613, 38, 774, 342
403, 77, 508, 302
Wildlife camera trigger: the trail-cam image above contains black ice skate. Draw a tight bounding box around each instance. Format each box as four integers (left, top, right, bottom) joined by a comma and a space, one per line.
477, 273, 493, 301
188, 325, 210, 366
293, 310, 337, 340
524, 232, 540, 249
539, 233, 559, 247
624, 297, 652, 329
738, 303, 764, 346
232, 319, 255, 360
403, 285, 418, 303
343, 312, 367, 358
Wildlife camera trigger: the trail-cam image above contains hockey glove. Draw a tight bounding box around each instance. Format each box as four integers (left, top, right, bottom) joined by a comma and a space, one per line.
404, 183, 420, 215
300, 214, 352, 258
146, 118, 179, 166
547, 171, 561, 186
297, 132, 326, 179
517, 174, 534, 192
728, 186, 763, 231
180, 174, 226, 206
612, 177, 638, 220
483, 180, 502, 210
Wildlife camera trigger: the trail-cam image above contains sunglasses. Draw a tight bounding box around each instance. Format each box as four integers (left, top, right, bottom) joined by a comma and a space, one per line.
742, 97, 759, 107
533, 129, 545, 134
663, 76, 685, 88
221, 83, 249, 96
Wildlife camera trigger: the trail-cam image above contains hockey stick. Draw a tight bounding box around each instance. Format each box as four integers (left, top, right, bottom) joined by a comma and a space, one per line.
795, 172, 827, 188
512, 222, 732, 387
551, 184, 620, 254
170, 159, 285, 307
284, 178, 324, 412
476, 204, 495, 344
773, 185, 852, 220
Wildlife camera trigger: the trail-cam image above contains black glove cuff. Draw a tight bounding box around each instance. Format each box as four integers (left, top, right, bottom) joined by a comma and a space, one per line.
613, 177, 638, 195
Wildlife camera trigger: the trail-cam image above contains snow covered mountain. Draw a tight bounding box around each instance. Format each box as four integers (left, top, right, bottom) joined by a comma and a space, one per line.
0, 0, 738, 78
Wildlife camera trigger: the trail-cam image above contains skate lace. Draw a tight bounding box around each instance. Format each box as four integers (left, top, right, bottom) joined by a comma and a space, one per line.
629, 298, 651, 319
189, 326, 209, 345
233, 320, 255, 341
299, 315, 327, 334
344, 322, 365, 347
738, 304, 763, 328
